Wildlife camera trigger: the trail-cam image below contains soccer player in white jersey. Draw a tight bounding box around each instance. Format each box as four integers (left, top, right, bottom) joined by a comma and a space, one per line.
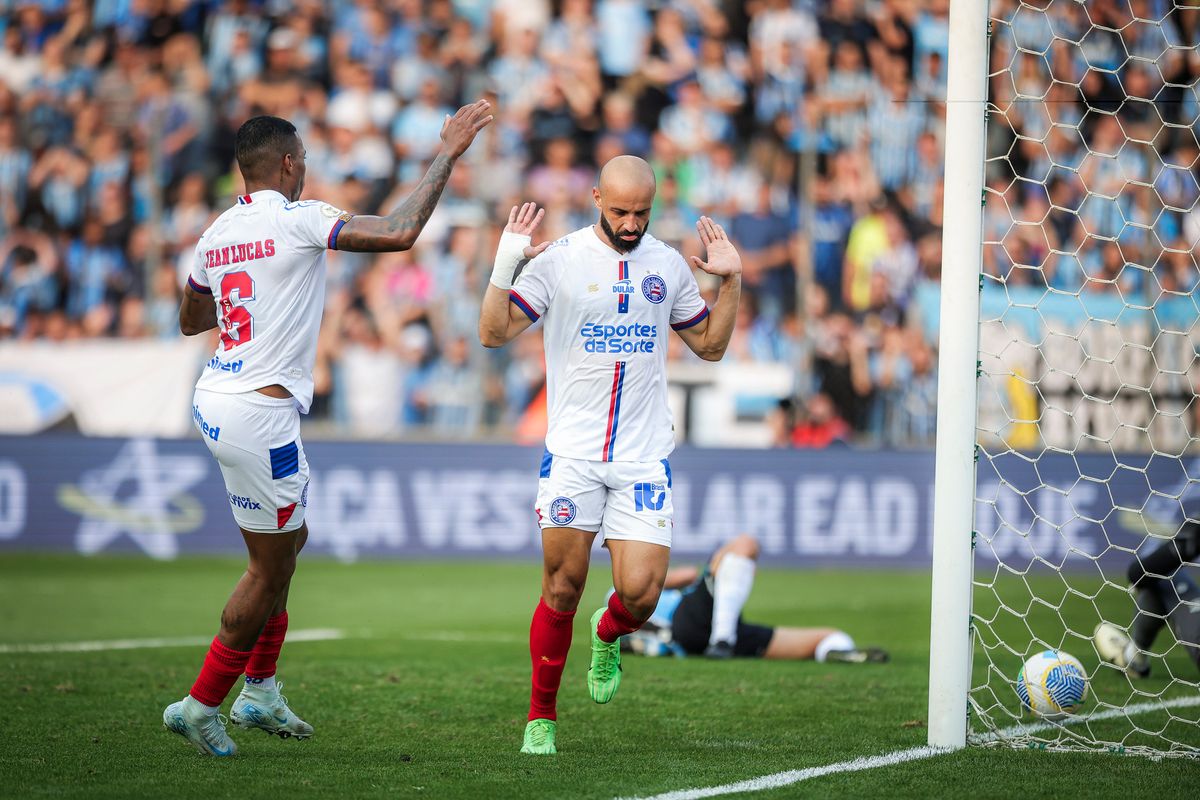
479, 156, 743, 755
163, 104, 491, 757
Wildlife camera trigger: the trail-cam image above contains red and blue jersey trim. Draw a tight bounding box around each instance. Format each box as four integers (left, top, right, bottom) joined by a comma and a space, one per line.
186, 276, 212, 295
327, 217, 348, 250
601, 361, 627, 461
671, 306, 710, 331
236, 194, 253, 205
616, 260, 629, 314
510, 290, 540, 322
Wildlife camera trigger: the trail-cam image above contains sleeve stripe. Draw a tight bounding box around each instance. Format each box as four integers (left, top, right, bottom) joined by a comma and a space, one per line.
327, 217, 348, 250
187, 276, 212, 295
509, 290, 540, 322
671, 306, 709, 331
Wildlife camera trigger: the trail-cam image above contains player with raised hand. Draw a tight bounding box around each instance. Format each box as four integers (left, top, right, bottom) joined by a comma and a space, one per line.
164, 101, 491, 757
479, 156, 743, 755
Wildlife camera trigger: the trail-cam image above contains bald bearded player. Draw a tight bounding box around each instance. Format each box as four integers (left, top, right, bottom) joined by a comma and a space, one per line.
479, 156, 743, 755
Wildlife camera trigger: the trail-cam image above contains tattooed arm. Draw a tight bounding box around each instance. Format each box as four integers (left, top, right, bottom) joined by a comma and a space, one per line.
336, 154, 457, 252
336, 100, 492, 253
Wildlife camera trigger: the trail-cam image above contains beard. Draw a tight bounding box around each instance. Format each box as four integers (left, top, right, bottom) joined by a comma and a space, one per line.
599, 214, 647, 254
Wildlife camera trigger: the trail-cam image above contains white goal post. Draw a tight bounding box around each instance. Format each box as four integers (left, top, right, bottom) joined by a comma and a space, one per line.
928, 0, 989, 750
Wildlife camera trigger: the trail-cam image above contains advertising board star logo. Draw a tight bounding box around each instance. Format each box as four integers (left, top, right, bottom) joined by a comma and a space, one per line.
57, 439, 208, 559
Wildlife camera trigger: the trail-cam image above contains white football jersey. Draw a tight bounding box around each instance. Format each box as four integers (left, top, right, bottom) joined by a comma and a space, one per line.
510, 226, 709, 462
188, 190, 352, 413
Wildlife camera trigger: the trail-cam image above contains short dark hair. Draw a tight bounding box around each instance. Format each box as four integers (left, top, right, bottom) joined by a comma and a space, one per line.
235, 116, 298, 181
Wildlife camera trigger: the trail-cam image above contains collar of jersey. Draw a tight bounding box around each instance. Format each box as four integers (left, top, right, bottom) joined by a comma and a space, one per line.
588, 224, 646, 258
243, 189, 290, 204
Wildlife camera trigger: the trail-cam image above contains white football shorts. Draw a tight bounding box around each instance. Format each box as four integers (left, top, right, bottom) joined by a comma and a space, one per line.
534, 451, 673, 548
192, 388, 309, 533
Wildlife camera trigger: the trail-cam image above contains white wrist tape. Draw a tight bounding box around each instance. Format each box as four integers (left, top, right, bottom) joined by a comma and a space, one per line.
489, 231, 531, 290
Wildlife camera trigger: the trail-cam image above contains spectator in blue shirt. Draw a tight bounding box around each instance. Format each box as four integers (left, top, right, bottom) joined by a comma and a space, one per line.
810, 173, 855, 310
0, 234, 59, 337
732, 182, 797, 319
595, 0, 652, 81
65, 217, 126, 323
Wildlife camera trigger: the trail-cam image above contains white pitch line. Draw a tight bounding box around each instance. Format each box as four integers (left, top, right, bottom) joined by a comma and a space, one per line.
0, 628, 345, 654
972, 695, 1200, 744
618, 696, 1200, 800
0, 629, 526, 654
402, 631, 524, 644
615, 746, 950, 800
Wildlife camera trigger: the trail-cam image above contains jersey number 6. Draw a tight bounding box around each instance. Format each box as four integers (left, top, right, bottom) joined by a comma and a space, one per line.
218, 271, 255, 350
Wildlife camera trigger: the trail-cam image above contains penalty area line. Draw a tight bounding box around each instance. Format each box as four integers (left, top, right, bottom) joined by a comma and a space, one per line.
617, 696, 1200, 800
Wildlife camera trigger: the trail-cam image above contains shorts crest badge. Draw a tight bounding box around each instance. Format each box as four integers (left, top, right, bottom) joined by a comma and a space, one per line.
549, 496, 577, 526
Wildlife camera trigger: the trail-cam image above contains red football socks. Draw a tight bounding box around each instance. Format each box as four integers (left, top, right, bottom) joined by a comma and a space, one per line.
246, 611, 288, 679
190, 637, 253, 707
596, 592, 641, 643
528, 599, 575, 721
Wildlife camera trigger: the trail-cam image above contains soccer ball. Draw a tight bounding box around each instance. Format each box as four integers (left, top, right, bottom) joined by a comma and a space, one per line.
1015, 649, 1089, 719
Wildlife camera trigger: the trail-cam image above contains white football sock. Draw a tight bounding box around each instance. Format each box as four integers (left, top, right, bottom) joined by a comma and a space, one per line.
815, 631, 855, 663
709, 553, 756, 646
185, 695, 220, 717
246, 675, 276, 693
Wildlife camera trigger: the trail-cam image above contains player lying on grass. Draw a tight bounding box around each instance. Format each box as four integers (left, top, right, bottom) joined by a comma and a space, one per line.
1095, 520, 1200, 678
479, 162, 742, 756
164, 102, 491, 757
615, 534, 888, 662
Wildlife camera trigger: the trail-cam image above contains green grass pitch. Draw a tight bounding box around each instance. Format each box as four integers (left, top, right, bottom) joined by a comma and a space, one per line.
1, 554, 1197, 799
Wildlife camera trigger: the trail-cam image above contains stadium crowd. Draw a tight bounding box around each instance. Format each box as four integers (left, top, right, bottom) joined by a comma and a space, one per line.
1, 0, 1197, 446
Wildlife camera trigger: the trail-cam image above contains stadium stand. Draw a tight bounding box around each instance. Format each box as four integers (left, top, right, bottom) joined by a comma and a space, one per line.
1, 1, 1196, 448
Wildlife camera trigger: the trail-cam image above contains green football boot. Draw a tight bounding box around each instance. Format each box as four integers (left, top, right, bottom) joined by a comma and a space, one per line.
521, 718, 557, 755
587, 607, 622, 704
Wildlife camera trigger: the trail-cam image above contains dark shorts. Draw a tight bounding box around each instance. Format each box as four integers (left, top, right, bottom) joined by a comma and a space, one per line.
670, 578, 775, 657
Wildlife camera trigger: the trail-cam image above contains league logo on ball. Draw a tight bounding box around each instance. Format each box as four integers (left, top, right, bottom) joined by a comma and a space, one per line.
549, 497, 577, 526
1015, 649, 1089, 719
642, 275, 667, 304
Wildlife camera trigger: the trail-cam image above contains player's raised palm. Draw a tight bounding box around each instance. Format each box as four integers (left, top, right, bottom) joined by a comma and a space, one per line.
505, 202, 551, 261
441, 99, 493, 158
688, 216, 742, 278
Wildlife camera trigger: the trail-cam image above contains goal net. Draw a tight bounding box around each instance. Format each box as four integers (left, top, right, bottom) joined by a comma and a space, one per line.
933, 0, 1200, 758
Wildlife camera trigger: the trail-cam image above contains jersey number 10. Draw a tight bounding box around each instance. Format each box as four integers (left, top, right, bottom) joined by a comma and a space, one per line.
219, 271, 255, 350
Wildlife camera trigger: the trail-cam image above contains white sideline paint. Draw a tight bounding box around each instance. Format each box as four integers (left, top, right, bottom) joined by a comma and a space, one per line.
618, 696, 1200, 800
0, 628, 345, 654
